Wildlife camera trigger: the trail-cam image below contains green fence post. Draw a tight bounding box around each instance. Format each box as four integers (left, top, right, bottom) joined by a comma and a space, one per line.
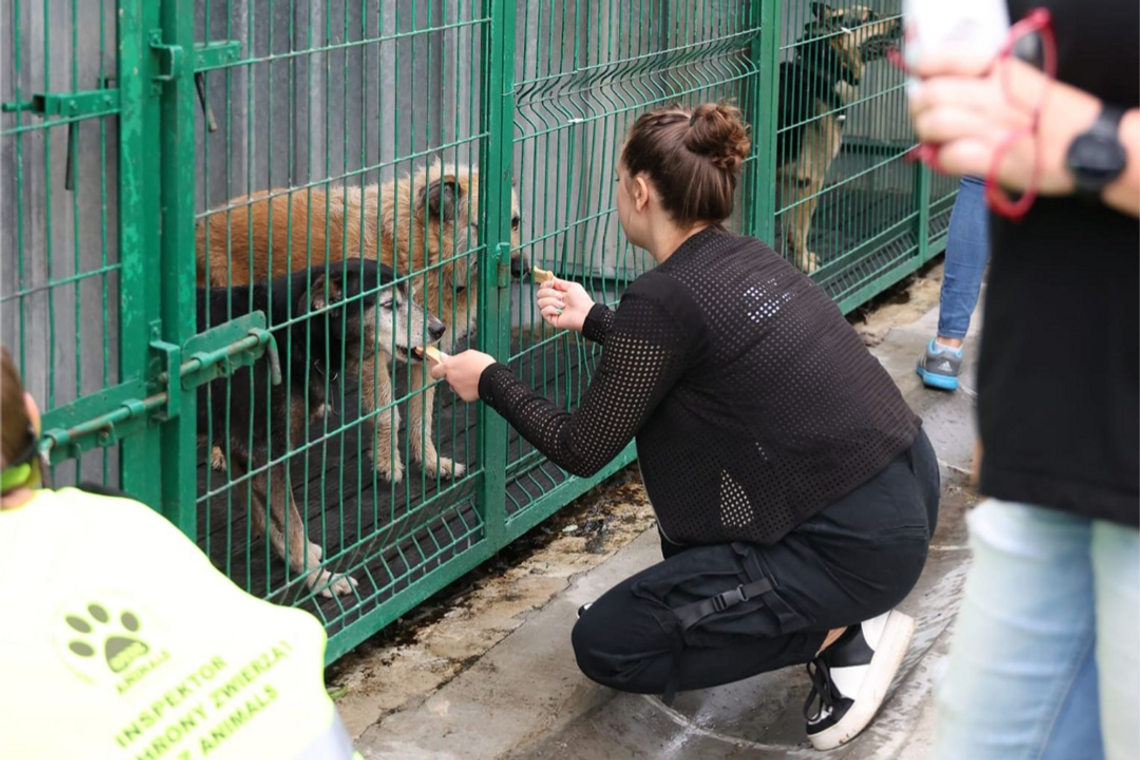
477, 0, 518, 547
750, 0, 781, 244
914, 162, 932, 263
156, 0, 200, 537
116, 0, 164, 508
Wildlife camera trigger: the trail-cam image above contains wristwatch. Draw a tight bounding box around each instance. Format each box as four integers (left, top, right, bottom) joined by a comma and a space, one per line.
1065, 104, 1128, 200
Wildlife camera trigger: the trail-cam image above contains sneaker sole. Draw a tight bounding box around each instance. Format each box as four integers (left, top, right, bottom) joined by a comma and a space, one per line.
807, 610, 916, 751
916, 365, 959, 391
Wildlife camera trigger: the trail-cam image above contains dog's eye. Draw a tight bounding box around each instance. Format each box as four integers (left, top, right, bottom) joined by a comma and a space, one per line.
511, 216, 520, 230
380, 298, 394, 310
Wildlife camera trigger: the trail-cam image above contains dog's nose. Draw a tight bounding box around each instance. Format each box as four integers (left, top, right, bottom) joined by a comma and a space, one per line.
511, 256, 529, 280
429, 321, 447, 341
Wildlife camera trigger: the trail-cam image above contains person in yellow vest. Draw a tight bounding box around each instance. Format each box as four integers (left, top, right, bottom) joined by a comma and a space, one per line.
0, 346, 363, 760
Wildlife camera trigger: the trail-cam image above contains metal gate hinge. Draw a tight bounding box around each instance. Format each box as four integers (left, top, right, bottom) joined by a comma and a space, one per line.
193, 40, 242, 73
149, 33, 242, 83
37, 314, 280, 464
150, 334, 182, 422
0, 88, 120, 118
175, 313, 282, 392
150, 30, 183, 82
495, 243, 512, 289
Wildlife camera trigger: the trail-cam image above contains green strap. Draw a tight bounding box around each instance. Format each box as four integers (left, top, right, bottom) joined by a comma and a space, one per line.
0, 464, 31, 493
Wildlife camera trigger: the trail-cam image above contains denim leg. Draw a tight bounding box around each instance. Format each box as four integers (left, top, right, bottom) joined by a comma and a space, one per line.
1092, 520, 1140, 760
1042, 638, 1106, 760
937, 176, 990, 340
932, 500, 1104, 760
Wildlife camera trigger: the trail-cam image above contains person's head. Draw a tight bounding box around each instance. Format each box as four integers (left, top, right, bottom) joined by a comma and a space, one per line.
1, 346, 41, 499
616, 102, 751, 251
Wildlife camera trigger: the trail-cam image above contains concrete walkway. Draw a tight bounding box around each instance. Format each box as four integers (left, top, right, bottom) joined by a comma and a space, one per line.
354, 281, 982, 760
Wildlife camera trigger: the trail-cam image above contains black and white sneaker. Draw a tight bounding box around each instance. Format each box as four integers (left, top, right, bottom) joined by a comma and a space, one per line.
803, 609, 915, 750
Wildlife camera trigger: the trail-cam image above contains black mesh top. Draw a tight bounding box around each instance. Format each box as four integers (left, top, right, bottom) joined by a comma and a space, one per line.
479, 226, 921, 545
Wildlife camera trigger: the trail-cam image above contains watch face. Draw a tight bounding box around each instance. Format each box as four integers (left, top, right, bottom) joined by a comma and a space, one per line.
1070, 134, 1128, 184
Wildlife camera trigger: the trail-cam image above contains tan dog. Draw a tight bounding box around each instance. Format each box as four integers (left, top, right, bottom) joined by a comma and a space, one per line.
196, 162, 523, 483
777, 4, 901, 272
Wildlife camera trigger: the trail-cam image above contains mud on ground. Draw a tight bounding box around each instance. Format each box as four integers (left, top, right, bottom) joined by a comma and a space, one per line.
847, 261, 945, 347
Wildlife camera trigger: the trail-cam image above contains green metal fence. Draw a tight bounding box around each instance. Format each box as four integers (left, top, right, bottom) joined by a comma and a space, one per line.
2, 0, 954, 664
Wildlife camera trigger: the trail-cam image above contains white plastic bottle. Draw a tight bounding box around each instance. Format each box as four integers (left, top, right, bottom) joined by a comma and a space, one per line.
902, 0, 1011, 94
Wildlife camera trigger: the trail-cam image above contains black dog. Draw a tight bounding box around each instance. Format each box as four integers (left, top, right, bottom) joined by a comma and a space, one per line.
197, 259, 392, 597
777, 3, 901, 272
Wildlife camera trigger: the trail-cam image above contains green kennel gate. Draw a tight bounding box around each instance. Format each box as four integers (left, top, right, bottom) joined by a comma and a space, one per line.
2, 0, 956, 663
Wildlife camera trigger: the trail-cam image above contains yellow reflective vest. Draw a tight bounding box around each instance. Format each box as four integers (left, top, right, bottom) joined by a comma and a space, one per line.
0, 487, 363, 760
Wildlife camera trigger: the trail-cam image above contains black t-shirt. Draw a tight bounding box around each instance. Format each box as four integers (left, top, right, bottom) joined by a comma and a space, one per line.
479, 227, 920, 546
978, 0, 1139, 525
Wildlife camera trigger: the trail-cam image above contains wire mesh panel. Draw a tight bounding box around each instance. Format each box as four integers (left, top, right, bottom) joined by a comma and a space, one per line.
1, 0, 130, 488
504, 0, 762, 521
4, 0, 963, 664
771, 1, 947, 311
190, 0, 490, 649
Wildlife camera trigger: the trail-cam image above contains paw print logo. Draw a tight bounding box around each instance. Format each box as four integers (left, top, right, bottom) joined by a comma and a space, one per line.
64, 603, 150, 674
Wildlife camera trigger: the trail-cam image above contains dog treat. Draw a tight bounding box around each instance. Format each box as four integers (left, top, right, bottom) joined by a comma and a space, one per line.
413, 346, 444, 363
531, 266, 556, 284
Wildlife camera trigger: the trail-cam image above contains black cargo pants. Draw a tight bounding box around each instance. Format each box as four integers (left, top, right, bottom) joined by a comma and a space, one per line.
571, 429, 940, 702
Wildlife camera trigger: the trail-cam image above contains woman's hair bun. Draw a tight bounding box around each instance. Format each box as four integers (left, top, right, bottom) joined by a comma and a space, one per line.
620, 101, 751, 225
683, 102, 751, 173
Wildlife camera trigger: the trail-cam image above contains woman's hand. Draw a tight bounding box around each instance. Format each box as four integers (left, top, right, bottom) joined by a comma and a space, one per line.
536, 278, 595, 333
429, 349, 497, 403
908, 49, 1101, 196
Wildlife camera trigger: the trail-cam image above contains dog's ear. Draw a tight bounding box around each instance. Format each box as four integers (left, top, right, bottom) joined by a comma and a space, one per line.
418, 174, 461, 224
306, 272, 342, 311
811, 3, 835, 20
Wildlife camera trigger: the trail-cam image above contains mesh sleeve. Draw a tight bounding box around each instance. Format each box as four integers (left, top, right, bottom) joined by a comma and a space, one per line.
479, 296, 692, 477
581, 303, 616, 344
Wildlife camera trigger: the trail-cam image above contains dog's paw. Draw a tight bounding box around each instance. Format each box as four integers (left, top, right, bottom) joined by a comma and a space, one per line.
307, 569, 359, 599
323, 573, 359, 598
423, 455, 466, 480
374, 457, 405, 485
799, 251, 822, 274
209, 445, 226, 472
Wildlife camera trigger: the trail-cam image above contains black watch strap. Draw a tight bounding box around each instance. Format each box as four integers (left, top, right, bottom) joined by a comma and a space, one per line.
1067, 104, 1127, 200
1084, 105, 1127, 151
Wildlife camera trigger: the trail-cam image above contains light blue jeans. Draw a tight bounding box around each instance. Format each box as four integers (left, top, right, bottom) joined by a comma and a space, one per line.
933, 500, 1140, 760
937, 176, 989, 341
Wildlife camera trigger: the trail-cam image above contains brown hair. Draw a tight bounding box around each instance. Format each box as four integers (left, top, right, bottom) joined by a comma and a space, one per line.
620, 102, 751, 226
1, 346, 30, 469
